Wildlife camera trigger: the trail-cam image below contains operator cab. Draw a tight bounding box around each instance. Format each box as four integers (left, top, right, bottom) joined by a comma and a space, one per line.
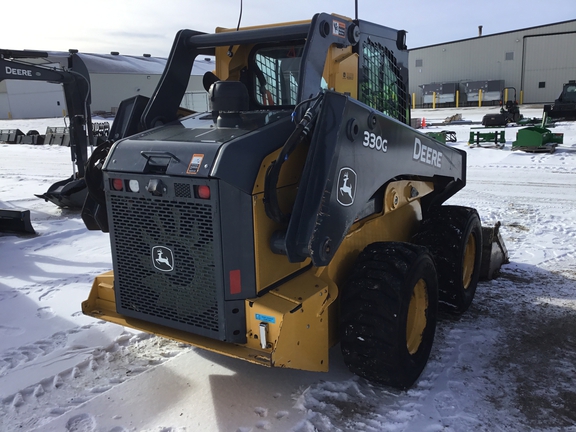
248, 44, 304, 107
204, 42, 306, 112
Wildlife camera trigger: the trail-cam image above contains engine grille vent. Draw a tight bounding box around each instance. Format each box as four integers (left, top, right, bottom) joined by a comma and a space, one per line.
174, 183, 192, 198
110, 193, 221, 337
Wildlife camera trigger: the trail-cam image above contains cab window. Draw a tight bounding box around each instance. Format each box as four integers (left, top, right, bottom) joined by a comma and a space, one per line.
252, 45, 304, 106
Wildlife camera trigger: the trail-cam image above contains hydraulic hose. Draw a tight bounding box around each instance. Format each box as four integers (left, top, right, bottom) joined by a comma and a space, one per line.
84, 140, 112, 206
264, 92, 324, 224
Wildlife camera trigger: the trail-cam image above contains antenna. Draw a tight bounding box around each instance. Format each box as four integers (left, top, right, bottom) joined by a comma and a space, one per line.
227, 0, 243, 57
235, 0, 243, 32
355, 0, 358, 20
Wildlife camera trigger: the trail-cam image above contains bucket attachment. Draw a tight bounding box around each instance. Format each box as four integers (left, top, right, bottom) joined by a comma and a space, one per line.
512, 126, 563, 153
0, 129, 24, 143
35, 177, 87, 209
0, 209, 35, 234
480, 222, 509, 280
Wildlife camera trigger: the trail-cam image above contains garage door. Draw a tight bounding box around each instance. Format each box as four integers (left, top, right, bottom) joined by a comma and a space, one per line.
523, 33, 576, 104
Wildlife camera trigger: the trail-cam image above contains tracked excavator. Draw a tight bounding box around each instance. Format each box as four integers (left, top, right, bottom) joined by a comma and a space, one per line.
0, 49, 93, 209
81, 13, 507, 389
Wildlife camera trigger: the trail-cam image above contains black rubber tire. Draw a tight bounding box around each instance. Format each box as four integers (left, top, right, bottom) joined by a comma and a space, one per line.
413, 206, 482, 314
340, 242, 438, 389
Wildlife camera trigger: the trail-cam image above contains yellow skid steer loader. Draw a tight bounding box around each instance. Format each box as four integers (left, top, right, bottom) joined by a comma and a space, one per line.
81, 13, 507, 389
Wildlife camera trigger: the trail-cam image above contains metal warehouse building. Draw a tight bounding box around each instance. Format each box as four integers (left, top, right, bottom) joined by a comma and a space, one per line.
409, 19, 576, 107
0, 52, 214, 119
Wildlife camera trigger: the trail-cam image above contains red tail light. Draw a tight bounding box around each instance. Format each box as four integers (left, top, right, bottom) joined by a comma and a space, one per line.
111, 178, 124, 191
195, 185, 211, 199
229, 269, 241, 295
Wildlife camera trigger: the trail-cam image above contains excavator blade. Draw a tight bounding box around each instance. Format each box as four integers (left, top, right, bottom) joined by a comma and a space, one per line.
480, 221, 509, 280
0, 209, 35, 234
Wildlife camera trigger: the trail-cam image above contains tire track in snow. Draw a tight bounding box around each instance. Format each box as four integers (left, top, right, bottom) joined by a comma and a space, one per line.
0, 331, 69, 377
0, 332, 188, 431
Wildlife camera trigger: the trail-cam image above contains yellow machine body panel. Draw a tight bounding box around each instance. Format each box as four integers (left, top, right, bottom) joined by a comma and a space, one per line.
324, 46, 358, 99
251, 146, 309, 292
245, 270, 334, 371
83, 268, 336, 372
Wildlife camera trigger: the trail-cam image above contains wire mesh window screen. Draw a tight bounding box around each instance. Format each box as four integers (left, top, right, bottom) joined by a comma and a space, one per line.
254, 46, 303, 105
254, 54, 280, 105
360, 40, 408, 123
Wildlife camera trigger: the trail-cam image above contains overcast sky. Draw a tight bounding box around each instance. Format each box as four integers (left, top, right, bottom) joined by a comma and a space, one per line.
3, 1, 575, 57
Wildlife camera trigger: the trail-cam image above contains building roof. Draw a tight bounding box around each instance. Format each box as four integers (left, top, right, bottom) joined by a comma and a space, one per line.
410, 19, 576, 51
44, 51, 214, 75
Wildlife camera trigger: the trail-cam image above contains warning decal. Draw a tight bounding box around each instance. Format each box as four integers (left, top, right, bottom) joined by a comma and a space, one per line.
332, 20, 346, 38
187, 154, 204, 175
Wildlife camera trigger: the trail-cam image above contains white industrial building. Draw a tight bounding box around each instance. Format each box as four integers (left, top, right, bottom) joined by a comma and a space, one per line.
409, 19, 576, 107
3, 19, 575, 117
0, 52, 214, 119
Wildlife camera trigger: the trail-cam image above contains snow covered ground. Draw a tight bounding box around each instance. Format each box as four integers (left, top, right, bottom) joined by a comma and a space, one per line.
1, 106, 575, 432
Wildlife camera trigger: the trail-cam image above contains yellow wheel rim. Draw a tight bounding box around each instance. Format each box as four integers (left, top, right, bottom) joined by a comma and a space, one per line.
462, 233, 476, 289
406, 279, 428, 355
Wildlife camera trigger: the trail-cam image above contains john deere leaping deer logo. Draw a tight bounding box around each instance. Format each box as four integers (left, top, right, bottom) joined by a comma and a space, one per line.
337, 167, 357, 207
152, 246, 174, 272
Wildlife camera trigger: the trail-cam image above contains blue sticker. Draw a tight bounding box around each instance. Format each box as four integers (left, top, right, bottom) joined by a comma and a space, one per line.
256, 313, 276, 324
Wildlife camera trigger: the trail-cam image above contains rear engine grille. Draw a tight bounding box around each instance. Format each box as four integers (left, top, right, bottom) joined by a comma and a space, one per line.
110, 193, 222, 338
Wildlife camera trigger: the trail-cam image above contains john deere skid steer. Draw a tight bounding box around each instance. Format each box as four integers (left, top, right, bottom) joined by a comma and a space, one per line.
81, 13, 499, 389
